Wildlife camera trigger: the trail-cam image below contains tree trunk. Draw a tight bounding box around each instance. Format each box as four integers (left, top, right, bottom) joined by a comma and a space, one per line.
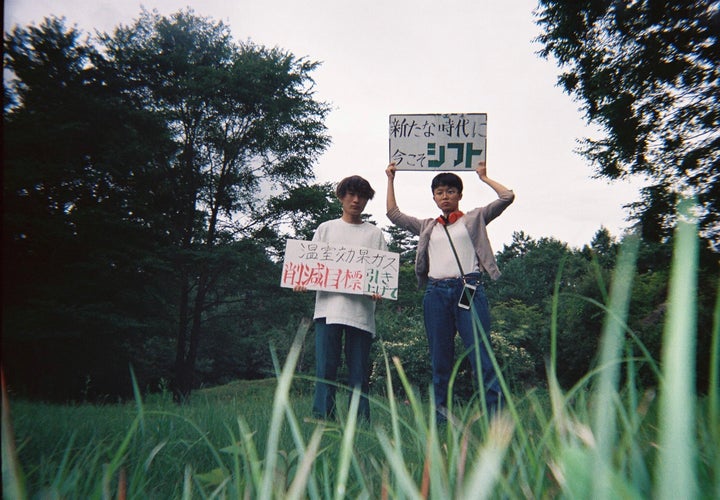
172, 272, 192, 402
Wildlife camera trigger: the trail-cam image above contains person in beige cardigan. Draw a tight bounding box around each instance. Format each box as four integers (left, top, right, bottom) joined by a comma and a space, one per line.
385, 161, 515, 421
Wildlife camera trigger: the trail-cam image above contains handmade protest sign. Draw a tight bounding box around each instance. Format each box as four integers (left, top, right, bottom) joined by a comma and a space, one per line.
389, 113, 487, 170
280, 239, 399, 300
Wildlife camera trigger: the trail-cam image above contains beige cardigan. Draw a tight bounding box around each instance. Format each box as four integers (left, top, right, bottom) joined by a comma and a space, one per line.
386, 188, 515, 287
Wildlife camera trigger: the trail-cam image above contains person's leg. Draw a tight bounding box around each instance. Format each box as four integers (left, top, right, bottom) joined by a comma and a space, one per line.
344, 327, 373, 421
312, 319, 343, 419
423, 283, 457, 415
455, 282, 502, 413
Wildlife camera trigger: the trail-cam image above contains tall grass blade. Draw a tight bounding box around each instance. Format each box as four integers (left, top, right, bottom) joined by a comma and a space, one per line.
473, 314, 525, 443
1, 370, 26, 500
52, 432, 78, 491
96, 365, 146, 499
655, 198, 699, 499
129, 365, 145, 434
96, 414, 140, 498
143, 441, 168, 472
459, 414, 514, 500
711, 276, 720, 498
375, 428, 422, 498
427, 410, 450, 498
259, 317, 312, 500
283, 403, 321, 500
182, 464, 193, 500
236, 416, 263, 489
285, 426, 324, 500
546, 364, 569, 442
622, 345, 652, 493
574, 294, 662, 380
549, 257, 566, 379
592, 233, 639, 497
379, 340, 403, 459
558, 444, 643, 500
391, 356, 427, 430
420, 433, 432, 498
710, 277, 719, 440
334, 388, 360, 500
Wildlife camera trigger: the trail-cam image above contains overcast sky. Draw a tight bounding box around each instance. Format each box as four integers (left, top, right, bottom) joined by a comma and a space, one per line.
5, 0, 647, 250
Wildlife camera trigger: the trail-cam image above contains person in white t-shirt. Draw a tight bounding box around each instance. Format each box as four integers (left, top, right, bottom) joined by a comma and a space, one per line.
295, 175, 387, 421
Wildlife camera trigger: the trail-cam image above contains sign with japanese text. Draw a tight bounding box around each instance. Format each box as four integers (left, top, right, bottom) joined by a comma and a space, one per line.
280, 239, 399, 300
389, 113, 487, 170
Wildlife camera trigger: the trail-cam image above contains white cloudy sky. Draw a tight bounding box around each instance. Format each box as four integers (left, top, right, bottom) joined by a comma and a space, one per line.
5, 0, 647, 250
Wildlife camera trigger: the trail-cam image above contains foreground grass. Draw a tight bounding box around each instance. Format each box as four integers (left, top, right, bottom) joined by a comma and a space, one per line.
4, 373, 718, 498
3, 202, 719, 499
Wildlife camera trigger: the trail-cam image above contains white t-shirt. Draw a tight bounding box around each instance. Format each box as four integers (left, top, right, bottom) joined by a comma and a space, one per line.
428, 221, 480, 279
312, 219, 388, 336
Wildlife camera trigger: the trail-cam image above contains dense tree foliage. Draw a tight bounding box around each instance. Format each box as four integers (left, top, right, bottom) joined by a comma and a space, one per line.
3, 11, 329, 400
3, 9, 716, 403
372, 226, 716, 399
98, 9, 331, 399
535, 0, 720, 246
3, 17, 173, 399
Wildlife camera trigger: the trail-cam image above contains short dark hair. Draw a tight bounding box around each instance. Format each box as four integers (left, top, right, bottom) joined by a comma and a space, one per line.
431, 173, 463, 193
336, 175, 375, 200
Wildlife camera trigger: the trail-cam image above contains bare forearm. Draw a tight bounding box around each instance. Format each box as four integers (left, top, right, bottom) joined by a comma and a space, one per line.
476, 161, 510, 195
385, 163, 398, 212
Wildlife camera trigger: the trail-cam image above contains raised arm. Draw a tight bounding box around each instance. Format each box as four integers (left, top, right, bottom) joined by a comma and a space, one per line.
476, 161, 511, 195
385, 162, 398, 212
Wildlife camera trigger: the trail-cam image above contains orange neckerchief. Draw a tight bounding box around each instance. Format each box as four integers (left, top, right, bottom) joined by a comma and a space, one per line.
436, 210, 464, 225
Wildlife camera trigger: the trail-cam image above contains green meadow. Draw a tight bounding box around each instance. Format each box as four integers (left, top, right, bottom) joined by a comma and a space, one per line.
3, 207, 719, 499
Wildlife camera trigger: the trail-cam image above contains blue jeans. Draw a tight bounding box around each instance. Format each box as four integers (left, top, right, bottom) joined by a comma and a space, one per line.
423, 273, 502, 415
313, 319, 372, 421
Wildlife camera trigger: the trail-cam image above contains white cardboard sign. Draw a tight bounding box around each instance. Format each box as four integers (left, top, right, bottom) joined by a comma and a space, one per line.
280, 239, 399, 300
389, 113, 487, 170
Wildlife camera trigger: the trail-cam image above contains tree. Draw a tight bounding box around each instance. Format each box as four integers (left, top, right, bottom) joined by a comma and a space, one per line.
3, 17, 174, 399
491, 233, 583, 307
3, 9, 331, 400
100, 9, 330, 399
496, 230, 536, 265
264, 183, 342, 252
385, 224, 418, 263
582, 226, 619, 271
489, 232, 604, 387
535, 1, 720, 246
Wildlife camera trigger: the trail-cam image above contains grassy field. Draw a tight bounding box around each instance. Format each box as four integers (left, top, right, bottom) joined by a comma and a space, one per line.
3, 369, 719, 498
4, 339, 718, 498
3, 204, 719, 499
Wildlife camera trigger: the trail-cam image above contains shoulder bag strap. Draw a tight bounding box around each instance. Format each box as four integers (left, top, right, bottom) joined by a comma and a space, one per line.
442, 224, 466, 279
